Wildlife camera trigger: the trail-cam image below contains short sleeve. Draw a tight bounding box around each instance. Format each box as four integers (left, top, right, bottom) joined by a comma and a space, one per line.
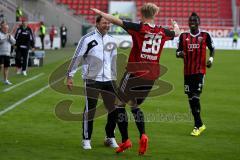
122, 21, 141, 32
163, 28, 175, 40
206, 32, 215, 50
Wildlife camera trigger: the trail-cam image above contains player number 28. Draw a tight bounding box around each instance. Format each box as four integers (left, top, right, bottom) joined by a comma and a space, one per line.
142, 34, 162, 54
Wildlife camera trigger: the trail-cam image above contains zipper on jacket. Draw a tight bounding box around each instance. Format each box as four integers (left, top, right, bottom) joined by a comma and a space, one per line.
102, 36, 105, 81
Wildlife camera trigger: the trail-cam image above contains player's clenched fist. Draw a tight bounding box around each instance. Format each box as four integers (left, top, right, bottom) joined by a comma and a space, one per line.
67, 77, 73, 91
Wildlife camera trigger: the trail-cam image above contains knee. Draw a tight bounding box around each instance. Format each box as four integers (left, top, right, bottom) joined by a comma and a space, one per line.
128, 100, 137, 107
188, 93, 201, 112
188, 93, 200, 101
115, 98, 126, 107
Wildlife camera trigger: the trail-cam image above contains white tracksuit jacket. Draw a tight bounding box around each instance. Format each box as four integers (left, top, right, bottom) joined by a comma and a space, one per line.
67, 29, 117, 81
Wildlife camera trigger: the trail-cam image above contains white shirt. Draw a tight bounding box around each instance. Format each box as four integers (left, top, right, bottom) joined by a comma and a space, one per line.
0, 31, 15, 56
67, 29, 117, 82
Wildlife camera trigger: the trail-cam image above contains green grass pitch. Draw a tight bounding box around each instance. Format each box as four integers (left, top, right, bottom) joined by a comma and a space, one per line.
0, 47, 239, 160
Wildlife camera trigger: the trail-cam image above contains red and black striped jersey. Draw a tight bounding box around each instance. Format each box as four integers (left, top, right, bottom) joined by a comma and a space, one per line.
122, 21, 175, 80
177, 30, 214, 75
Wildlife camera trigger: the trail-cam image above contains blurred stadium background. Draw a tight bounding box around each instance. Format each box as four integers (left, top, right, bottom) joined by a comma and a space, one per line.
0, 0, 240, 160
0, 0, 240, 49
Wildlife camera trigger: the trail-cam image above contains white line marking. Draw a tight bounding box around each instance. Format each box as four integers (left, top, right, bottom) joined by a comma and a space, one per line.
0, 76, 65, 116
0, 84, 49, 116
3, 73, 45, 92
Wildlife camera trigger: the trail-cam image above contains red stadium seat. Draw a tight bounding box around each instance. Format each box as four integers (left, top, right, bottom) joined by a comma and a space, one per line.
57, 0, 232, 26
237, 0, 240, 6
188, 2, 194, 8
56, 0, 62, 4
61, 0, 68, 4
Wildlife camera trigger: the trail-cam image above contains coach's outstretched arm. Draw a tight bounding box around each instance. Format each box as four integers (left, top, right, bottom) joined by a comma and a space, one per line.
91, 8, 123, 27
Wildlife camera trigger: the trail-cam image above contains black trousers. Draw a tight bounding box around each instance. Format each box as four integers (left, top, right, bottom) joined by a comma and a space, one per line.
39, 35, 45, 50
61, 36, 67, 48
82, 79, 117, 140
15, 48, 29, 71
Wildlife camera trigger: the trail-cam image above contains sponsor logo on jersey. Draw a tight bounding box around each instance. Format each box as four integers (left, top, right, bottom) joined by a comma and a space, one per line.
188, 43, 200, 51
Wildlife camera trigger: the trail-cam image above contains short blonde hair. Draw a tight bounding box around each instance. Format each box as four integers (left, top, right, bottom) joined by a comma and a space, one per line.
140, 3, 159, 19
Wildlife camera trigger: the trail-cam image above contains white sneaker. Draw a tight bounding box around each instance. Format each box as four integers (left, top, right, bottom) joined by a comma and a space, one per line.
104, 137, 119, 148
22, 71, 27, 76
4, 80, 12, 85
82, 140, 92, 149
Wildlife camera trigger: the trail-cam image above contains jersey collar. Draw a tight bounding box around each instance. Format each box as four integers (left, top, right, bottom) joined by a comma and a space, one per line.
144, 23, 155, 28
95, 28, 107, 37
189, 29, 201, 37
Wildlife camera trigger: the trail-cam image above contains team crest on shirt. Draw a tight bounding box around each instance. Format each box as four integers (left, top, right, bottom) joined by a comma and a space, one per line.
198, 37, 203, 42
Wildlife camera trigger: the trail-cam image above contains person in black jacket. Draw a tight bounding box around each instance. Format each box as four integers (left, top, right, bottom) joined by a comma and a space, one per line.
14, 19, 35, 76
60, 24, 67, 48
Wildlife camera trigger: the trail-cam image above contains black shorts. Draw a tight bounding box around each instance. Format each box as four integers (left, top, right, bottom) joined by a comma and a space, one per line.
184, 73, 205, 94
233, 39, 237, 43
0, 56, 10, 67
117, 72, 155, 106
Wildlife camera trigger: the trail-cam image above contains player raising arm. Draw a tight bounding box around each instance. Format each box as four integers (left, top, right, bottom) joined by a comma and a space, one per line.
176, 12, 215, 136
91, 8, 181, 36
92, 3, 180, 155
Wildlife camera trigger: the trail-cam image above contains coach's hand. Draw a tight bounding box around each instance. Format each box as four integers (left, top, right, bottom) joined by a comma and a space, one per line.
207, 57, 213, 68
67, 77, 73, 91
176, 51, 184, 58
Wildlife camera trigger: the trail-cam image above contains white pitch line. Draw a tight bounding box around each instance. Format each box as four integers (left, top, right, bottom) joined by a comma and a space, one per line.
3, 73, 45, 92
0, 76, 65, 116
0, 84, 49, 116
